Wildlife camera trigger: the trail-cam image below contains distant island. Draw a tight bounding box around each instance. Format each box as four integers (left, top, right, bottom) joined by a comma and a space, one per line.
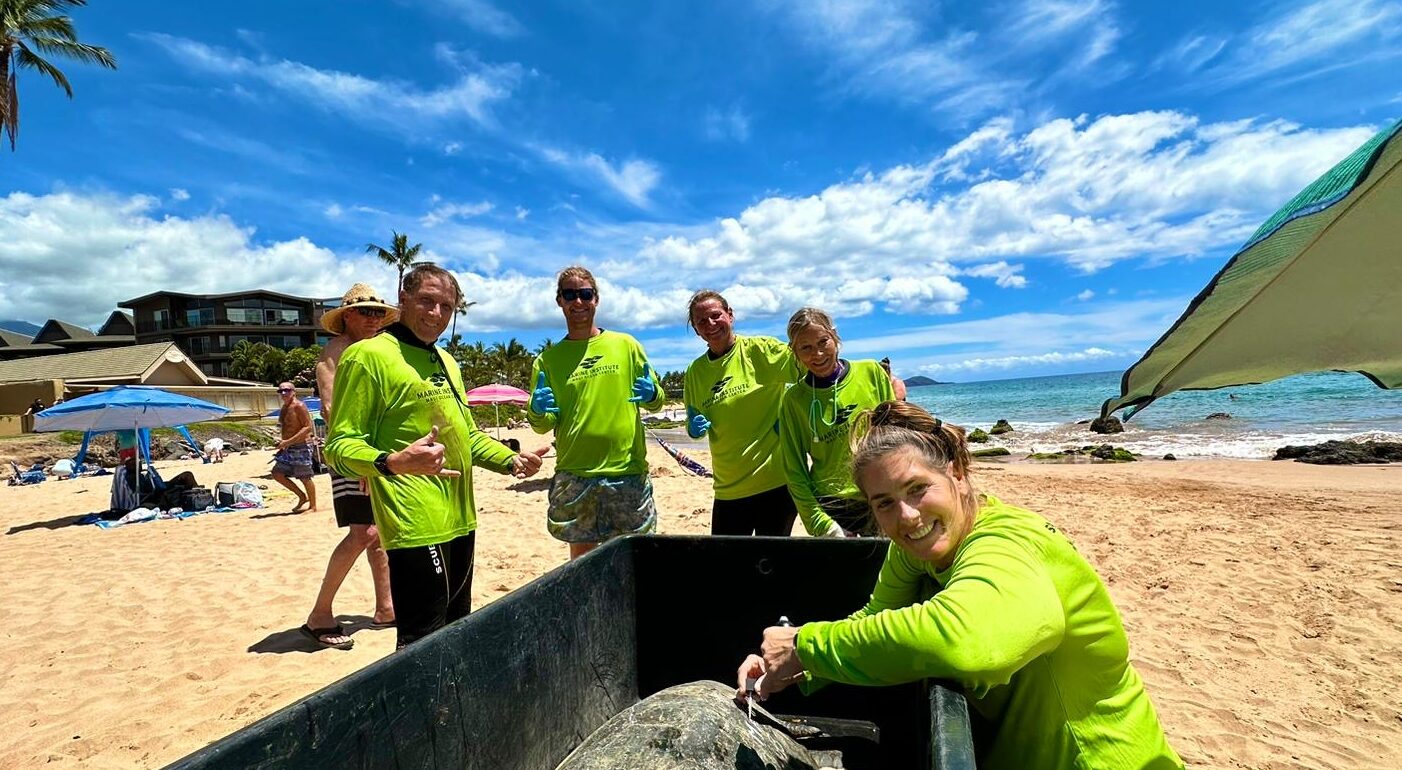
903, 375, 948, 386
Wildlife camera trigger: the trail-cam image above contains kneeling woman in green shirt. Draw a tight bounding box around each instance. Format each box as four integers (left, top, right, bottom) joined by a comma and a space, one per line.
737, 401, 1182, 769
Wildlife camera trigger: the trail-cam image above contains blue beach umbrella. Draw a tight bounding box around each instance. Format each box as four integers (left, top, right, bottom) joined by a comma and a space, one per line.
34, 385, 231, 433
267, 397, 322, 420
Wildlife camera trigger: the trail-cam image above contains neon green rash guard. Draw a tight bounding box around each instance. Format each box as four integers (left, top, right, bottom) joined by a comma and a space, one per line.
527, 330, 663, 477
683, 335, 801, 500
779, 359, 894, 535
796, 496, 1183, 770
324, 325, 516, 550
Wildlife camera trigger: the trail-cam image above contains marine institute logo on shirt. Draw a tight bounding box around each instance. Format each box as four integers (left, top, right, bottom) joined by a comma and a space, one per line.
568, 354, 620, 382
704, 374, 749, 407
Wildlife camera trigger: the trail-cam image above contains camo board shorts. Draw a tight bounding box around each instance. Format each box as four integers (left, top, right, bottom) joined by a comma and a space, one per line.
546, 471, 657, 544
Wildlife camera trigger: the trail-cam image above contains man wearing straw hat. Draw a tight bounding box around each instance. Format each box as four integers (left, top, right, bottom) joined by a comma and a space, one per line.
300, 283, 398, 650
326, 263, 546, 649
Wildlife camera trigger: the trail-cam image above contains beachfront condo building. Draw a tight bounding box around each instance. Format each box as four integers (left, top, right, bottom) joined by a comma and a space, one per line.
120, 290, 336, 377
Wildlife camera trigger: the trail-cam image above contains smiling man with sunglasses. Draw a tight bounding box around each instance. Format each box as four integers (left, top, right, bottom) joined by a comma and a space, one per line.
528, 265, 664, 560
325, 263, 545, 649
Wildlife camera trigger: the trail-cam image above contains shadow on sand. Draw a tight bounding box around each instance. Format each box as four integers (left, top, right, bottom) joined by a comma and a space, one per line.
248, 616, 389, 654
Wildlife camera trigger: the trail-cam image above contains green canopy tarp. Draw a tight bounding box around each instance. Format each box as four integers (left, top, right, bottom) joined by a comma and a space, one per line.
1102, 118, 1402, 420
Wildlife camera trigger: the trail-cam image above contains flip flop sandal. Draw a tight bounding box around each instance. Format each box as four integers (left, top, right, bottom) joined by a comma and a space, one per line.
369, 618, 396, 630
300, 623, 354, 650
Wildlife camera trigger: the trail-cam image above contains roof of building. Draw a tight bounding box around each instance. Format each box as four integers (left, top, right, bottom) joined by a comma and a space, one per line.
119, 288, 328, 307
0, 342, 203, 384
0, 329, 33, 347
33, 319, 98, 344
53, 335, 135, 347
98, 311, 136, 336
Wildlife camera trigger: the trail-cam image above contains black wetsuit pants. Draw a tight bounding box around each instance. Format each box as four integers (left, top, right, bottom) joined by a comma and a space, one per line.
386, 532, 475, 649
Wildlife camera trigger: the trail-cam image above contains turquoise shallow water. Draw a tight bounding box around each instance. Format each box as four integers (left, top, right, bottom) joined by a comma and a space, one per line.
907, 370, 1402, 459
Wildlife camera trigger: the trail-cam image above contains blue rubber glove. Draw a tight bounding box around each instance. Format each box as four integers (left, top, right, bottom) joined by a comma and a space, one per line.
530, 371, 559, 415
686, 406, 711, 439
628, 363, 658, 404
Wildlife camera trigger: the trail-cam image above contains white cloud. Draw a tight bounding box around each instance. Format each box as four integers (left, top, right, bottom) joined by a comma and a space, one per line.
0, 191, 394, 327
1006, 0, 1121, 73
538, 147, 662, 208
963, 261, 1027, 288
432, 0, 525, 38
323, 203, 344, 219
169, 188, 190, 201
420, 197, 494, 226
1183, 0, 1402, 87
514, 206, 530, 220
704, 106, 751, 142
764, 0, 1019, 118
1076, 289, 1095, 301
142, 33, 523, 130
638, 111, 1374, 284
443, 141, 464, 155
921, 346, 1122, 374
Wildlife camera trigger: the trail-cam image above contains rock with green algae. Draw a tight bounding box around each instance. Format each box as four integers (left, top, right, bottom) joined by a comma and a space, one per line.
990, 419, 1014, 435
972, 447, 1010, 457
967, 428, 990, 443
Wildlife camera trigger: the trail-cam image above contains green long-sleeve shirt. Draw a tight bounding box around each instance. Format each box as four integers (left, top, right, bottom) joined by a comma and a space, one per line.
323, 324, 516, 550
796, 496, 1182, 769
683, 335, 801, 500
527, 330, 663, 477
779, 359, 894, 535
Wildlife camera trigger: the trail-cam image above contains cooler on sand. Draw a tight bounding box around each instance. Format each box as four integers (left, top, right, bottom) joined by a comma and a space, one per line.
165, 536, 977, 769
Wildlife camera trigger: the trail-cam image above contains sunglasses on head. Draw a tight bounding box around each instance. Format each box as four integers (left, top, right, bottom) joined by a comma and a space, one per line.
560, 287, 596, 302
277, 387, 294, 394
352, 307, 387, 318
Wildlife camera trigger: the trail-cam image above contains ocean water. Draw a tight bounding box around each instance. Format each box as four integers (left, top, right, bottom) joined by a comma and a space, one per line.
906, 370, 1402, 460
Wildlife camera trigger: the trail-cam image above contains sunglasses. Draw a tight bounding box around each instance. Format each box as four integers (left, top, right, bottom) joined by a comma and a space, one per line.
277, 388, 294, 394
559, 287, 597, 302
352, 307, 388, 318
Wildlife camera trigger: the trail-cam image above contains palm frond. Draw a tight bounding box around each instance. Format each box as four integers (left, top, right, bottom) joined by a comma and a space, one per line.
24, 38, 115, 69
15, 46, 72, 96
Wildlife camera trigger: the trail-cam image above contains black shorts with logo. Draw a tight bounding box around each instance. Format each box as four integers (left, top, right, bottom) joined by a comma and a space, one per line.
385, 532, 476, 649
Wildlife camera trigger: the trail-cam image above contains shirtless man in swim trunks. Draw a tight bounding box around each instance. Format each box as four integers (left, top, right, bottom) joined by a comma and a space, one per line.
272, 381, 318, 513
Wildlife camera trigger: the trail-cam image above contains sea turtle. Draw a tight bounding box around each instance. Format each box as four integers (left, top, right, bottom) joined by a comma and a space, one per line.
554, 680, 832, 769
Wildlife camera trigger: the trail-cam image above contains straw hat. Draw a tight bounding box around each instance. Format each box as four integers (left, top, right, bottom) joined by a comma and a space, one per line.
320, 283, 400, 334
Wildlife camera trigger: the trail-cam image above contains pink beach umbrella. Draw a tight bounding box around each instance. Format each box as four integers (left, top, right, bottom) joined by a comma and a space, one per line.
465, 384, 529, 438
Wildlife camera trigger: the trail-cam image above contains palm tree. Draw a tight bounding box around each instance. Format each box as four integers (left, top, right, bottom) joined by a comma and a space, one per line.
364, 231, 422, 294
1, 0, 117, 152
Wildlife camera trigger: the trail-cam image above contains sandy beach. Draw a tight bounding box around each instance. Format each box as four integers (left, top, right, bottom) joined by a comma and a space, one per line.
1, 429, 1399, 769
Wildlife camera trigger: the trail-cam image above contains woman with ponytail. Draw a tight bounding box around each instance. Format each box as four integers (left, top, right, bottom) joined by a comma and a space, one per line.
737, 401, 1182, 769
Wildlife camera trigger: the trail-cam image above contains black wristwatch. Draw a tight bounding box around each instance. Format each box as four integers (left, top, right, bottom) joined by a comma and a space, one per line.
373, 452, 395, 477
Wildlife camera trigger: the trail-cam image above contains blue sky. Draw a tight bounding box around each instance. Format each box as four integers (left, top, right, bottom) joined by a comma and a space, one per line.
2, 0, 1399, 381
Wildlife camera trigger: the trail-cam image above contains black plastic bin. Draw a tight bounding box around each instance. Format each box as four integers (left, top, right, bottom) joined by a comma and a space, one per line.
167, 536, 976, 769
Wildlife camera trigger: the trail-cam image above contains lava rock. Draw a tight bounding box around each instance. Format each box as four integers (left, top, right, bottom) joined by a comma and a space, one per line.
1205, 412, 1232, 420
990, 419, 1014, 435
1088, 416, 1124, 434
967, 428, 990, 444
1273, 440, 1402, 465
1162, 454, 1177, 461
1090, 444, 1137, 462
971, 447, 1010, 457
